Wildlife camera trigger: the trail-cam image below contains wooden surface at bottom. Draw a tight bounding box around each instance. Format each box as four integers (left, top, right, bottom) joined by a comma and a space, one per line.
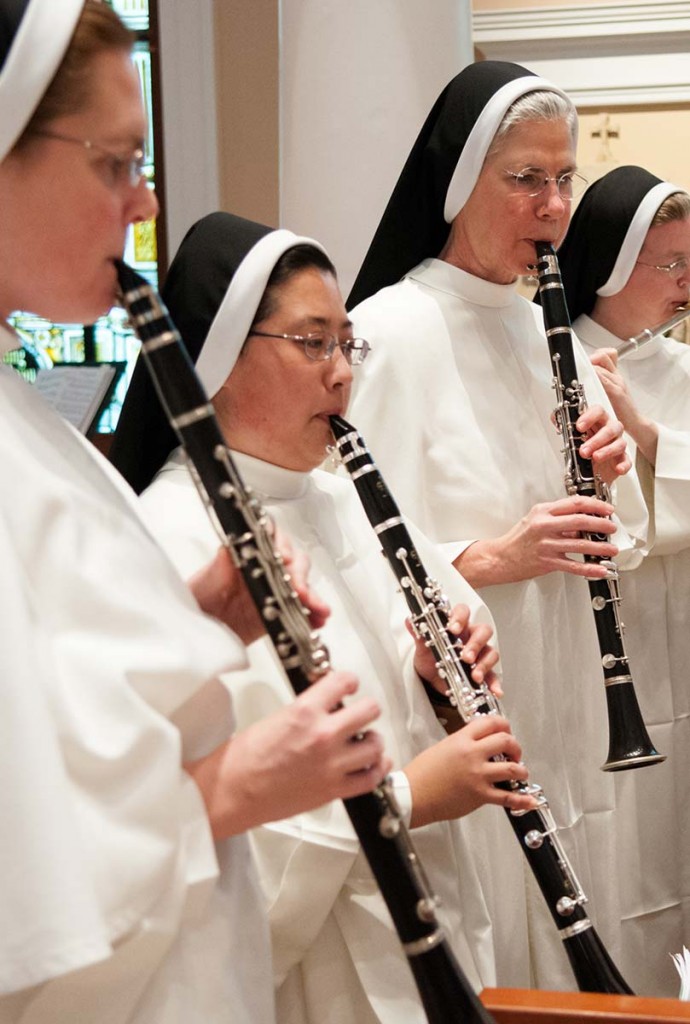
480, 987, 690, 1023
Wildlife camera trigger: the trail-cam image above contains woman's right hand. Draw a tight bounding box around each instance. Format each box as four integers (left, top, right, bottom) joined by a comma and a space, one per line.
453, 494, 619, 588
186, 670, 390, 838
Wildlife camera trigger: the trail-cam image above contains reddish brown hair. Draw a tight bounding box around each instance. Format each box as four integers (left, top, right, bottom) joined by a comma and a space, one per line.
18, 1, 133, 144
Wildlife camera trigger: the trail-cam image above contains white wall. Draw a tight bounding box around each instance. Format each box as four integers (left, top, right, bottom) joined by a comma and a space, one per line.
157, 0, 220, 260
279, 0, 474, 296
157, 2, 473, 292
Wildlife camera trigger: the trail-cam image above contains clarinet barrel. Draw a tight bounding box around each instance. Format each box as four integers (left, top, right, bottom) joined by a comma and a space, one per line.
534, 242, 664, 773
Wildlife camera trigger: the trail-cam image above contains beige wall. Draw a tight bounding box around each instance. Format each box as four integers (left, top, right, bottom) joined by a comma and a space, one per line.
474, 0, 636, 8
213, 1, 473, 296
211, 1, 690, 287
472, 0, 690, 201
213, 0, 280, 226
577, 106, 690, 194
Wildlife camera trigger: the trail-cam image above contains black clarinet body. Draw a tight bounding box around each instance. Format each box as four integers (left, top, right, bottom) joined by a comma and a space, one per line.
115, 259, 495, 1024
330, 413, 633, 995
534, 241, 664, 773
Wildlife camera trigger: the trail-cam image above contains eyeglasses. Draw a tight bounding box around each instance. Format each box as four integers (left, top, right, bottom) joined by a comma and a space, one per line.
31, 129, 147, 188
635, 256, 690, 279
503, 167, 588, 201
250, 331, 371, 365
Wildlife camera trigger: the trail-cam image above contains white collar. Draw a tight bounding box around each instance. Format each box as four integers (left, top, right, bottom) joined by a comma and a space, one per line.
164, 446, 311, 501
232, 451, 311, 501
576, 313, 664, 361
407, 257, 519, 309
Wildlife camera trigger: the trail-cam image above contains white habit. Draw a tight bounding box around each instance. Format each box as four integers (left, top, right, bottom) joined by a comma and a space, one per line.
139, 447, 498, 1024
576, 314, 690, 995
348, 259, 651, 993
0, 325, 274, 1024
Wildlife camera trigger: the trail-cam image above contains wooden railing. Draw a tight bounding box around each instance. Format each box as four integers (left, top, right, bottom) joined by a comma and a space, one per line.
480, 988, 690, 1024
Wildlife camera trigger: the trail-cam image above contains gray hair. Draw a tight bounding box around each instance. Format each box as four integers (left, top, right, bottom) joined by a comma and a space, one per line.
487, 90, 578, 159
652, 191, 690, 226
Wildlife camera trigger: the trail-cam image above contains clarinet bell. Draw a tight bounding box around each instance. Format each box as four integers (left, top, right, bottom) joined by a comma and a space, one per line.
602, 680, 666, 771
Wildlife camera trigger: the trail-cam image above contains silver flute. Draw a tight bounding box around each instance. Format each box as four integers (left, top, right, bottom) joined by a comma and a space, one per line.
617, 305, 690, 358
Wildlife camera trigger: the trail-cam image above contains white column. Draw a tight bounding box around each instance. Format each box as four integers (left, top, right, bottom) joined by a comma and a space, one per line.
279, 0, 473, 297
157, 0, 220, 259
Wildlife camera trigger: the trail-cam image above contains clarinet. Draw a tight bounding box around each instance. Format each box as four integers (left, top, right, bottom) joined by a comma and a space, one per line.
329, 413, 633, 995
115, 259, 495, 1024
534, 241, 665, 773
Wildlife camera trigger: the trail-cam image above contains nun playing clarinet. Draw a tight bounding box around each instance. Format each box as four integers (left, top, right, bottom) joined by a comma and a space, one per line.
346, 61, 651, 992
110, 210, 542, 1024
0, 4, 391, 1021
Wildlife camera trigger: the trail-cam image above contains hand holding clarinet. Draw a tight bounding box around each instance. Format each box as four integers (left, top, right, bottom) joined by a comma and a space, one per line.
534, 240, 664, 773
330, 411, 634, 994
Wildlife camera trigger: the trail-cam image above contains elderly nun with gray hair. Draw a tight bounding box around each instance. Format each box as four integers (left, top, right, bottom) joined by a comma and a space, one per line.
346, 61, 656, 992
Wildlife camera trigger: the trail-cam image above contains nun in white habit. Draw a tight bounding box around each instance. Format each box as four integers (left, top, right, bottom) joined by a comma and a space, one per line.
346, 61, 651, 992
558, 165, 690, 996
0, 5, 388, 1022
0, 3, 268, 1021
111, 210, 541, 1024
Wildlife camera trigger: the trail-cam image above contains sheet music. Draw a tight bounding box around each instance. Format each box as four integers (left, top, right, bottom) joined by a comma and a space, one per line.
34, 364, 117, 434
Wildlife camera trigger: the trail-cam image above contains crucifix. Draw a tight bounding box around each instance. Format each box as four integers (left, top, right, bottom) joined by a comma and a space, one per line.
591, 114, 620, 161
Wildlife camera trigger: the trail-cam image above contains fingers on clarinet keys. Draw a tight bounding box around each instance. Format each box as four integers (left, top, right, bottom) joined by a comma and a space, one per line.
350, 728, 391, 772
422, 678, 465, 734
346, 730, 390, 788
501, 769, 540, 813
509, 781, 543, 815
595, 561, 618, 581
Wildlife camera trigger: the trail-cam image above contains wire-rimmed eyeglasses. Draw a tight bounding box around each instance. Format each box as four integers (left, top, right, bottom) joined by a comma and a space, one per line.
250, 331, 371, 365
503, 167, 588, 201
635, 256, 690, 280
31, 129, 147, 188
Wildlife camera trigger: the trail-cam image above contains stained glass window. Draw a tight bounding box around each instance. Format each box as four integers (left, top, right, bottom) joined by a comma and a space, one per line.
4, 0, 161, 433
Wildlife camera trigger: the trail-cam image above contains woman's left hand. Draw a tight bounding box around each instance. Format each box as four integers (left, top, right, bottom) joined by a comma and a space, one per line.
410, 602, 502, 698
187, 546, 265, 644
590, 348, 658, 466
188, 524, 330, 644
577, 403, 631, 485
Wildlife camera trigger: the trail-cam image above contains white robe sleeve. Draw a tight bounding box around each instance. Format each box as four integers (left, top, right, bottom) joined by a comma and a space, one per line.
0, 370, 252, 1021
140, 457, 498, 1005
138, 469, 367, 987
0, 515, 115, 996
649, 423, 690, 555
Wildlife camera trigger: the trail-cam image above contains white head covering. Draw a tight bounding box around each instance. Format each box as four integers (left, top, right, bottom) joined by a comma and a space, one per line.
196, 228, 327, 398
110, 212, 330, 494
0, 0, 84, 162
558, 167, 687, 320
443, 73, 572, 223
596, 181, 681, 297
348, 61, 575, 309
